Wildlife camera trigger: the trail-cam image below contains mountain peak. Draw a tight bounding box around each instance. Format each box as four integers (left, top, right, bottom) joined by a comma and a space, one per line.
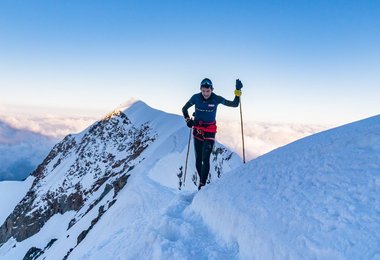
100, 99, 154, 124
116, 98, 144, 111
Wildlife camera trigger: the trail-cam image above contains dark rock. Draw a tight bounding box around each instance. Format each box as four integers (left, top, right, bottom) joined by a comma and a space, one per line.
23, 247, 43, 260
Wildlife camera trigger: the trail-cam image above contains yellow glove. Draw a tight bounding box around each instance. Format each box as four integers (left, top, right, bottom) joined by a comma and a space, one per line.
234, 89, 242, 97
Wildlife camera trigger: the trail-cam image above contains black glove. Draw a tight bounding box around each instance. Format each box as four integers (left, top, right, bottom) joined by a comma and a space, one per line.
236, 79, 243, 90
185, 118, 194, 128
187, 120, 194, 128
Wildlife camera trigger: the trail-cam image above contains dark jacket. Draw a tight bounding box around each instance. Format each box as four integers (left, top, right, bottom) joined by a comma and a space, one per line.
182, 92, 239, 123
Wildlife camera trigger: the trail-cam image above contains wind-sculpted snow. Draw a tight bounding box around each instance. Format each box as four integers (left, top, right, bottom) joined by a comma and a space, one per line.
190, 115, 380, 259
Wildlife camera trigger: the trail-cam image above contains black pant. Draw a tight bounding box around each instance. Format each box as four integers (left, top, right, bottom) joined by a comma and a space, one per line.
193, 129, 215, 185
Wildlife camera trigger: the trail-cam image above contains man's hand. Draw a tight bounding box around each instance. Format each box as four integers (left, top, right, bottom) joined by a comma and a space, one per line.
236, 79, 243, 90
185, 117, 194, 128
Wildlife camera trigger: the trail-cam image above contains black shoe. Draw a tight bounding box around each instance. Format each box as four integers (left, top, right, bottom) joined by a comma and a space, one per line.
198, 182, 205, 190
192, 172, 198, 186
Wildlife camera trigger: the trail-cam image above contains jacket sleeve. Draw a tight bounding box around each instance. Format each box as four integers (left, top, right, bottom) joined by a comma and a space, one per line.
219, 95, 240, 107
182, 100, 193, 119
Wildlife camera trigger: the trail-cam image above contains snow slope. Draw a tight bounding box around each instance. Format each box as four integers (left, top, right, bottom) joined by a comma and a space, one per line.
71, 114, 380, 259
0, 177, 34, 225
191, 114, 380, 259
1, 101, 379, 259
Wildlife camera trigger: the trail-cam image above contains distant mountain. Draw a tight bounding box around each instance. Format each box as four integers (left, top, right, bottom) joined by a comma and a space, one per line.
0, 100, 241, 259
0, 120, 57, 181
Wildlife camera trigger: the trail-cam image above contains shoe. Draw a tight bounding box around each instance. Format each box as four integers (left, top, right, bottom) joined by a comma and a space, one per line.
198, 182, 205, 190
192, 172, 198, 186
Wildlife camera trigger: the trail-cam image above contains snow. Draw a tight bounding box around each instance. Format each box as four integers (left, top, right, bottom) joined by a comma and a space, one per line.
0, 211, 77, 259
190, 115, 380, 259
68, 172, 239, 259
1, 100, 379, 259
42, 189, 116, 259
0, 177, 34, 224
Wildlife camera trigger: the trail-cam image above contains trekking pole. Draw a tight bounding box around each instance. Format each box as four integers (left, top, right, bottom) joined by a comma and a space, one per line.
239, 97, 246, 163
183, 128, 192, 186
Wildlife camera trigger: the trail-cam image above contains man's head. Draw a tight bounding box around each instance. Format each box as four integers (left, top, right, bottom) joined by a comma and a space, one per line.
200, 78, 213, 99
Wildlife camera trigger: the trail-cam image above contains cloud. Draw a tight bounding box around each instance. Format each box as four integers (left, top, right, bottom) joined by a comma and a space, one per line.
217, 120, 333, 160
0, 114, 98, 139
1, 112, 333, 163
0, 120, 57, 180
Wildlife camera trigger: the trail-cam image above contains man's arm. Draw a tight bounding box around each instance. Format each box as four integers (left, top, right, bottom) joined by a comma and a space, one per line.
222, 95, 240, 107
182, 101, 193, 119
221, 79, 243, 107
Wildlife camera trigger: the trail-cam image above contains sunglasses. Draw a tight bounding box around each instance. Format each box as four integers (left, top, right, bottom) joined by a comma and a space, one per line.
201, 80, 212, 87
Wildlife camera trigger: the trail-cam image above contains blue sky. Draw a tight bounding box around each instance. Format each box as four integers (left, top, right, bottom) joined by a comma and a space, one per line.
1, 0, 379, 124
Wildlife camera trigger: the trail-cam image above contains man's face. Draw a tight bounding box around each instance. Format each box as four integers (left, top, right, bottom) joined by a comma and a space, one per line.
201, 87, 212, 99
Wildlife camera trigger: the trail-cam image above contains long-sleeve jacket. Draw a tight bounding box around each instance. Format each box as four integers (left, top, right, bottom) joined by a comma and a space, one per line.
182, 92, 240, 123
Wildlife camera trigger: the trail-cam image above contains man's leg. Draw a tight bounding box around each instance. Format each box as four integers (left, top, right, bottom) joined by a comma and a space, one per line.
193, 136, 203, 181
199, 132, 215, 186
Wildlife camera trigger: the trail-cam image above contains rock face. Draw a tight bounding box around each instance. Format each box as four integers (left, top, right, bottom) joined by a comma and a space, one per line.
0, 110, 156, 245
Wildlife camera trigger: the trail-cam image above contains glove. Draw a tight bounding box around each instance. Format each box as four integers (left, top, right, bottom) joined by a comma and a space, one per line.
234, 89, 242, 97
235, 79, 243, 90
187, 120, 194, 128
185, 117, 194, 128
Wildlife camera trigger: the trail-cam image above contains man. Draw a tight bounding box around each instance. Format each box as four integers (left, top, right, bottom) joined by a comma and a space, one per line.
182, 78, 243, 190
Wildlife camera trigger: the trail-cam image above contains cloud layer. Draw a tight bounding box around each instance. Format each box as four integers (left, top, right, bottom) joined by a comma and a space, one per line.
0, 113, 331, 181
1, 115, 330, 160
0, 120, 57, 181
0, 112, 97, 139
217, 120, 331, 160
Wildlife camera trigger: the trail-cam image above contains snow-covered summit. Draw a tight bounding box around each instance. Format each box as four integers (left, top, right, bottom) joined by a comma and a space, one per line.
116, 97, 140, 111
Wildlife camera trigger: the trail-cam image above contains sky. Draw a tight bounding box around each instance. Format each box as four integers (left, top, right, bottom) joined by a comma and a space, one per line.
1, 0, 379, 125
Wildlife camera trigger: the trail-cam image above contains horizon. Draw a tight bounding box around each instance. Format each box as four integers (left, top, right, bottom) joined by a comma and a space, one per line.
0, 97, 345, 167
1, 97, 338, 136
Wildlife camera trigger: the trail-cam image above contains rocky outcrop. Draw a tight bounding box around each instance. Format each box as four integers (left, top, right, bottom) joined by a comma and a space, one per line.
23, 238, 57, 260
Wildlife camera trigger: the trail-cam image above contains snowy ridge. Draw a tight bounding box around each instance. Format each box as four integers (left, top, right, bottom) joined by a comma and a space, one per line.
0, 100, 241, 259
